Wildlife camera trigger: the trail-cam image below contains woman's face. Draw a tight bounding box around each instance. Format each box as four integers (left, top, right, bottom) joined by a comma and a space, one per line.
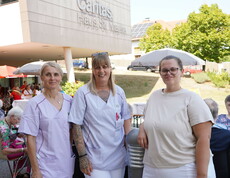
41, 66, 62, 90
10, 115, 21, 126
160, 59, 183, 87
93, 62, 112, 85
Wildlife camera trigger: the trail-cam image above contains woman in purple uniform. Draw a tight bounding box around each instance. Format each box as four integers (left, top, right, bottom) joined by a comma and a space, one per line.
19, 62, 74, 178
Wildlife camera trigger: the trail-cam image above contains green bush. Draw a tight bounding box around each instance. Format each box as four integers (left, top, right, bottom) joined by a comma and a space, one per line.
207, 72, 230, 88
62, 81, 84, 96
191, 72, 210, 84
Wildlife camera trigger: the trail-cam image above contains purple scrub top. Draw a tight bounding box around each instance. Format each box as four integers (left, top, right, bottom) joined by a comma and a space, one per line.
19, 93, 74, 178
69, 84, 131, 171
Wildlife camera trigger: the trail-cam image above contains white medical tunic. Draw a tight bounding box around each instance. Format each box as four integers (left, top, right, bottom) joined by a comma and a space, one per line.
69, 84, 131, 171
19, 93, 74, 178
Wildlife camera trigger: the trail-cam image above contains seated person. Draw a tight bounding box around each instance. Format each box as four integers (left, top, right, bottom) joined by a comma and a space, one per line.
22, 85, 33, 99
20, 81, 27, 92
0, 106, 27, 158
215, 95, 230, 130
11, 87, 22, 100
1, 87, 13, 115
32, 85, 41, 96
204, 98, 230, 178
0, 99, 5, 119
0, 107, 30, 177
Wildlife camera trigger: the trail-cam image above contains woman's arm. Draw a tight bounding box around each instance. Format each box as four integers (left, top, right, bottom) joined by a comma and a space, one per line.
27, 135, 42, 178
2, 147, 25, 155
137, 123, 148, 149
72, 124, 92, 176
124, 118, 131, 135
192, 121, 212, 178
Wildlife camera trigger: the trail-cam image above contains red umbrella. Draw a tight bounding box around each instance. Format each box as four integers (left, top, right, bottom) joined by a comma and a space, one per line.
0, 65, 27, 78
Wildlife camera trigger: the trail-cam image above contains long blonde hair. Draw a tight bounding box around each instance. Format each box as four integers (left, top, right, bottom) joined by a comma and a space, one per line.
88, 52, 116, 95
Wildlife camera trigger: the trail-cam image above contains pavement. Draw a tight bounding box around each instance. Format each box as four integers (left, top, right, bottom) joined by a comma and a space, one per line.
0, 159, 12, 178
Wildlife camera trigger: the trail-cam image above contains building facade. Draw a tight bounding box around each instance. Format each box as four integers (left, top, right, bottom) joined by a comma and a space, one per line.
0, 0, 131, 81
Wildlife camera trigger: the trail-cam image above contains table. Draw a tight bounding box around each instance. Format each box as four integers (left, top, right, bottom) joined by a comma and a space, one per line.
12, 99, 29, 111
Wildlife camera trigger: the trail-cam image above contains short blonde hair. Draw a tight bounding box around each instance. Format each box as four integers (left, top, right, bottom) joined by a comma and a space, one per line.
40, 62, 63, 77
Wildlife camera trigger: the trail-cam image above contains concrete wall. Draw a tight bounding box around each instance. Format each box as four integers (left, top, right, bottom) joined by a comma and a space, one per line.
20, 0, 131, 54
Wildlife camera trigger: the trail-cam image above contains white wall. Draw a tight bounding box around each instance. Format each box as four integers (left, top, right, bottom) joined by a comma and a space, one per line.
0, 2, 23, 46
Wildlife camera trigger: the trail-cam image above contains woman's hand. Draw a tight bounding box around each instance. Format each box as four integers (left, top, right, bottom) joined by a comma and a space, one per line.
137, 123, 148, 149
79, 156, 93, 176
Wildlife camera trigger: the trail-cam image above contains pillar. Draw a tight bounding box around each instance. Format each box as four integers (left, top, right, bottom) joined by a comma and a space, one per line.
63, 47, 75, 83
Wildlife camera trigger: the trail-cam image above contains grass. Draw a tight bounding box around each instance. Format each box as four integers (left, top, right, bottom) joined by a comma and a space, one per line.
71, 71, 159, 100
64, 70, 229, 114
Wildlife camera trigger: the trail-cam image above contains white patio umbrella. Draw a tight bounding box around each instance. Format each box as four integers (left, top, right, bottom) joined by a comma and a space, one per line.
132, 48, 205, 66
13, 61, 47, 75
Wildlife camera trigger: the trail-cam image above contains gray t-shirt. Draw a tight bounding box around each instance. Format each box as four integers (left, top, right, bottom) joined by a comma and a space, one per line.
143, 88, 214, 168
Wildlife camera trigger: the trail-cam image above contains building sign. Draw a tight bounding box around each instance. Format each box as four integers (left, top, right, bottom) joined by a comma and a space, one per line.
76, 0, 127, 35
76, 0, 112, 20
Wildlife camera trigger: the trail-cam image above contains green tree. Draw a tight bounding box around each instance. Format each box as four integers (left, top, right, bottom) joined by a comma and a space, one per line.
139, 23, 171, 52
172, 4, 230, 62
139, 4, 230, 63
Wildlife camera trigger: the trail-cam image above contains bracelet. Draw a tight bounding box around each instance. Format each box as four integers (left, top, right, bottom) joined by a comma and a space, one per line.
78, 153, 87, 158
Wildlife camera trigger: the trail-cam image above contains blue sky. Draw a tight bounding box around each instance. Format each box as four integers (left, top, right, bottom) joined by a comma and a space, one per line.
131, 0, 230, 25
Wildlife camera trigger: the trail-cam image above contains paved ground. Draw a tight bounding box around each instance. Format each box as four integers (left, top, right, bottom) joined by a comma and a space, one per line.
0, 159, 28, 178
0, 159, 12, 178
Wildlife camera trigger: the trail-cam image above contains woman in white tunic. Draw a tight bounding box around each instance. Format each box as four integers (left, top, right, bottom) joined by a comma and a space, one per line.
137, 56, 215, 178
69, 52, 131, 178
19, 62, 74, 178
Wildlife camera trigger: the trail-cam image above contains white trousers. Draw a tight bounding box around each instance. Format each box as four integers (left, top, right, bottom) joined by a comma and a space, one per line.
143, 158, 216, 178
84, 168, 125, 178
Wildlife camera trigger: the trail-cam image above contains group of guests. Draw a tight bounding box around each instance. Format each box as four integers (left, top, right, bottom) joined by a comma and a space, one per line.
0, 82, 41, 117
0, 53, 229, 178
12, 81, 41, 100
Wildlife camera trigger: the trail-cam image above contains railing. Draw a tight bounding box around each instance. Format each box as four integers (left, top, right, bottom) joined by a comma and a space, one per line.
131, 114, 144, 128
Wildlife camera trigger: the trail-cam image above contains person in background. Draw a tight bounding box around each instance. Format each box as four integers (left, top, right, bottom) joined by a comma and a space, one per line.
69, 52, 131, 178
11, 87, 22, 100
19, 62, 74, 178
1, 87, 13, 115
0, 106, 30, 177
137, 55, 215, 178
0, 99, 5, 119
215, 95, 230, 130
0, 84, 3, 99
0, 106, 25, 154
205, 98, 230, 178
20, 81, 27, 92
32, 85, 41, 97
22, 85, 33, 99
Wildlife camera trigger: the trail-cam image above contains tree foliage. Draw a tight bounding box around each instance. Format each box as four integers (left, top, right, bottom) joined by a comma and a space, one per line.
139, 4, 230, 63
139, 23, 171, 52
